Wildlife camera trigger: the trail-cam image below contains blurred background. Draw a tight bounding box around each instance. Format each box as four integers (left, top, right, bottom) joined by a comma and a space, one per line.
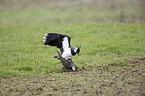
0, 0, 145, 25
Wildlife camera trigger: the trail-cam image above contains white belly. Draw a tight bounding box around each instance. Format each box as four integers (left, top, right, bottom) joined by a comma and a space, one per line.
61, 48, 73, 59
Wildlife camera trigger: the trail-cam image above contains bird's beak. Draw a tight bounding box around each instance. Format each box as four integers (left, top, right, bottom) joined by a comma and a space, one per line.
77, 53, 79, 56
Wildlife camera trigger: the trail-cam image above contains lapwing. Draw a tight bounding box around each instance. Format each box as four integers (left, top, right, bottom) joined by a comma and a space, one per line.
43, 33, 80, 71
57, 50, 78, 71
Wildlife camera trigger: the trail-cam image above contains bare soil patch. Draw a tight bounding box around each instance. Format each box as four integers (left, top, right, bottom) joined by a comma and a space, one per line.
0, 57, 144, 95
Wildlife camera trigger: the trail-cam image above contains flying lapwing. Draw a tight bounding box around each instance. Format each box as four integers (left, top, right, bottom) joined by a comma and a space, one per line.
43, 33, 80, 71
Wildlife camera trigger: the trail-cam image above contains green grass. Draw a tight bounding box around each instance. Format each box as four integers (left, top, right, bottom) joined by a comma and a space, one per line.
0, 7, 144, 25
0, 0, 145, 95
0, 23, 145, 77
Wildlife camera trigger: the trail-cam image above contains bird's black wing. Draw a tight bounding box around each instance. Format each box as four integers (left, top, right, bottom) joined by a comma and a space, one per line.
43, 33, 71, 48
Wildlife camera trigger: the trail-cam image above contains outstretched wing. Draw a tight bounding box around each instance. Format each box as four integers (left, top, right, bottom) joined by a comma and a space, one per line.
43, 33, 71, 49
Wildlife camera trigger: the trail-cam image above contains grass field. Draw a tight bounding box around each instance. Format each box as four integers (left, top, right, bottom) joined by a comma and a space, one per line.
0, 0, 145, 95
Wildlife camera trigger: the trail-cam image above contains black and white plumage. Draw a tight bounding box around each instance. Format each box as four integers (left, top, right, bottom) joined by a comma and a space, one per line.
43, 33, 80, 71
57, 51, 78, 71
43, 33, 80, 60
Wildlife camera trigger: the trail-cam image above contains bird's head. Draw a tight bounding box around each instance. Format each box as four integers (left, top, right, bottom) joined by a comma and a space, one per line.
74, 45, 81, 56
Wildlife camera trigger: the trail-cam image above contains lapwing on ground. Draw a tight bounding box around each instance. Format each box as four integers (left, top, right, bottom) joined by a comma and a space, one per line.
57, 50, 78, 71
43, 33, 80, 71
